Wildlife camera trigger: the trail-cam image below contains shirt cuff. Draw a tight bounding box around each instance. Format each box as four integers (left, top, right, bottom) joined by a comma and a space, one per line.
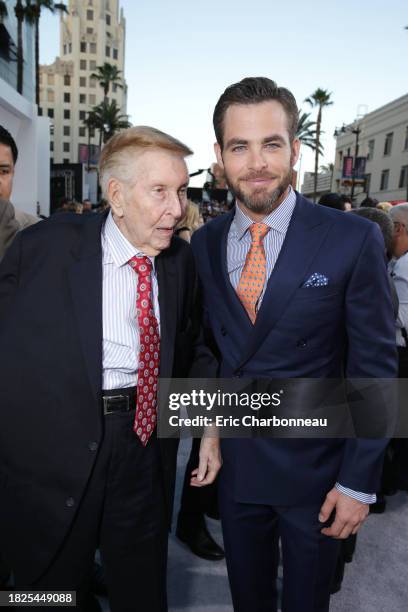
335, 483, 376, 504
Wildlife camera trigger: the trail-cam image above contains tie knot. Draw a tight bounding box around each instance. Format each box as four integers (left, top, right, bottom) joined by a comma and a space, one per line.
249, 223, 269, 243
128, 255, 152, 277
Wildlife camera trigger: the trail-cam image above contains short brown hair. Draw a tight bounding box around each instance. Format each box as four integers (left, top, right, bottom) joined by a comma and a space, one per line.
99, 126, 193, 198
213, 77, 299, 149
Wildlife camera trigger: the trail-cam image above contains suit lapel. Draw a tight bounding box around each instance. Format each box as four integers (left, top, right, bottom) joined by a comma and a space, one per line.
156, 247, 178, 377
67, 216, 104, 402
206, 210, 253, 334
236, 196, 333, 368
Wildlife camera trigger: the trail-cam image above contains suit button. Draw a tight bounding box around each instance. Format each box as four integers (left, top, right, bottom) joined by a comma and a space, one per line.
221, 326, 227, 336
88, 442, 98, 452
66, 497, 75, 508
297, 339, 307, 348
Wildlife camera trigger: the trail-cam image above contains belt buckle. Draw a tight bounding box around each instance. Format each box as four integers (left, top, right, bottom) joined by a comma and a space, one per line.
103, 394, 130, 415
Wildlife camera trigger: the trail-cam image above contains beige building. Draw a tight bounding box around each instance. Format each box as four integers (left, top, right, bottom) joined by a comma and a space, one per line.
301, 171, 332, 201
39, 0, 127, 166
333, 94, 408, 204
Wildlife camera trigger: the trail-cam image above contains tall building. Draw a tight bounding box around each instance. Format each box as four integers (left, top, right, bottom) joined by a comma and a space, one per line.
333, 94, 408, 204
0, 0, 50, 215
39, 0, 127, 166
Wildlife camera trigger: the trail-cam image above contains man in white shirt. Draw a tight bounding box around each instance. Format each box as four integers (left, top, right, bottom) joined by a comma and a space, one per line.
0, 126, 220, 611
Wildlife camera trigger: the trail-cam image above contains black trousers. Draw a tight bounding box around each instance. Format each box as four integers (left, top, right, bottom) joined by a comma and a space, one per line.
16, 410, 168, 612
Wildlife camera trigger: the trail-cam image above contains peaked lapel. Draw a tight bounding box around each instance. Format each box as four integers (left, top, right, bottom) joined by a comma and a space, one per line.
156, 245, 178, 377
236, 196, 334, 368
206, 210, 253, 335
67, 215, 104, 402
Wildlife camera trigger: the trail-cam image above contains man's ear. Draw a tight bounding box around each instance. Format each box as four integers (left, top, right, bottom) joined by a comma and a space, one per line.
107, 178, 125, 218
291, 138, 301, 167
214, 142, 224, 169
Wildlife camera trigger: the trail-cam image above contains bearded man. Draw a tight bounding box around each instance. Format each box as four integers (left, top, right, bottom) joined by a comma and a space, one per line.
190, 77, 397, 612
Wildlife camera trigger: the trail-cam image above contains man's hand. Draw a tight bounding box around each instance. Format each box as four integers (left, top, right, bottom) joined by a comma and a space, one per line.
190, 435, 222, 487
319, 487, 369, 539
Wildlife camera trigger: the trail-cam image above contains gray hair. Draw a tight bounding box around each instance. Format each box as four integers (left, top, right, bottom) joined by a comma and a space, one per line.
389, 203, 408, 233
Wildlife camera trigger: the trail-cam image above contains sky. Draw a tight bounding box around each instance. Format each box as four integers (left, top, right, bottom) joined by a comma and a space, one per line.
40, 0, 408, 187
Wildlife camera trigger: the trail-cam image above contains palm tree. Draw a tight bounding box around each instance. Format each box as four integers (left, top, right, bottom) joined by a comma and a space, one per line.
25, 1, 68, 105
296, 111, 323, 155
83, 113, 98, 170
14, 0, 26, 94
0, 1, 8, 20
305, 88, 333, 202
90, 62, 123, 101
89, 100, 131, 148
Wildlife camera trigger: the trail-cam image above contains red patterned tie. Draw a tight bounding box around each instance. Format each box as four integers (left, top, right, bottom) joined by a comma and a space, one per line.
128, 255, 160, 446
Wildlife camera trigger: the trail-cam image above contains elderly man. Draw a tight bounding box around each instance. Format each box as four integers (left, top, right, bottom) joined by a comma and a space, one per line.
0, 126, 220, 611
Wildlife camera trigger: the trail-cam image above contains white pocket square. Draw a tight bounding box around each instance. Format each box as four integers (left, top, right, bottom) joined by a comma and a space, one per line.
302, 273, 329, 288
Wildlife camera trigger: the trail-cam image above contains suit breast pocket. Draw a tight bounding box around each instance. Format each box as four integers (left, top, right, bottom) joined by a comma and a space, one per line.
293, 285, 341, 300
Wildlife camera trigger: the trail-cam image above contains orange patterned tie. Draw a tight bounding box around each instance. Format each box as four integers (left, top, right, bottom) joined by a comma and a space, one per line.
237, 223, 270, 324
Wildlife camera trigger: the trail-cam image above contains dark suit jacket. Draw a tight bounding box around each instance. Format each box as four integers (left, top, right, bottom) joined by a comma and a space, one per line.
0, 212, 215, 584
191, 193, 398, 507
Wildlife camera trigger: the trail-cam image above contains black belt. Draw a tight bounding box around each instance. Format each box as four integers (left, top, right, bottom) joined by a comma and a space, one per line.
102, 386, 137, 415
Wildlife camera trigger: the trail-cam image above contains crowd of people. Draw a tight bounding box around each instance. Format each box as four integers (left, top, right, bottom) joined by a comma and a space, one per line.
0, 75, 407, 612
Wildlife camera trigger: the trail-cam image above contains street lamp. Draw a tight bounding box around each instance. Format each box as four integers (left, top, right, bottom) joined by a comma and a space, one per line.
333, 122, 363, 201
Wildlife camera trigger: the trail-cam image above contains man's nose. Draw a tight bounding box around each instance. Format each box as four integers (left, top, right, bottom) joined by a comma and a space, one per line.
248, 148, 267, 171
168, 192, 184, 219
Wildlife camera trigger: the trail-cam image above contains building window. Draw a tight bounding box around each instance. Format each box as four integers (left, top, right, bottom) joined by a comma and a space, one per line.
80, 77, 86, 87
64, 74, 70, 86
399, 166, 408, 189
47, 108, 54, 118
365, 173, 371, 195
367, 139, 375, 161
79, 94, 86, 104
113, 83, 117, 93
69, 43, 72, 53
337, 150, 342, 169
63, 126, 70, 136
380, 169, 389, 191
89, 60, 96, 70
404, 126, 408, 151
113, 48, 118, 60
63, 142, 70, 152
79, 111, 86, 120
384, 133, 393, 156
79, 127, 86, 137
64, 109, 70, 119
89, 94, 96, 104
106, 46, 111, 57
346, 147, 350, 157
47, 90, 54, 102
50, 141, 54, 152
47, 74, 54, 85
80, 41, 87, 53
64, 92, 70, 103
80, 59, 87, 70
63, 158, 70, 164
87, 27, 93, 34
89, 77, 96, 88
38, 107, 43, 116
63, 44, 67, 54
90, 42, 97, 54
87, 10, 93, 20
106, 14, 111, 25
50, 157, 54, 164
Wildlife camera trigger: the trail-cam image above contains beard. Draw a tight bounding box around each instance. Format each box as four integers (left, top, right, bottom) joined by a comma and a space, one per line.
224, 166, 293, 215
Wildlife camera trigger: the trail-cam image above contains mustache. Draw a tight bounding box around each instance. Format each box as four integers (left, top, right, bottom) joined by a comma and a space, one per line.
240, 172, 277, 181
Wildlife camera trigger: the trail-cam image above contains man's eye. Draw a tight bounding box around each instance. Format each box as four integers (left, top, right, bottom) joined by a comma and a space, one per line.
265, 143, 280, 149
231, 145, 246, 152
153, 187, 165, 194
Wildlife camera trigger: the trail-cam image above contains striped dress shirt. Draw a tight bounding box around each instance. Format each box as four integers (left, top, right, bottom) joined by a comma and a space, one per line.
227, 187, 375, 504
101, 211, 160, 391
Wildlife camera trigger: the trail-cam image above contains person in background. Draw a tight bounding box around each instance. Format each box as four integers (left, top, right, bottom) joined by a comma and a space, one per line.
318, 192, 346, 211
377, 201, 393, 213
360, 196, 379, 208
175, 198, 224, 562
83, 199, 93, 214
0, 198, 19, 263
0, 126, 40, 229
